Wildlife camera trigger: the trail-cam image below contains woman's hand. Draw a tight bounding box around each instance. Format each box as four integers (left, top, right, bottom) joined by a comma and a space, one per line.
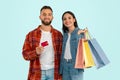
77, 28, 88, 35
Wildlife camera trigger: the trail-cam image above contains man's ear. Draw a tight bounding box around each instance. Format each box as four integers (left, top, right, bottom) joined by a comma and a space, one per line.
51, 16, 53, 20
39, 15, 41, 20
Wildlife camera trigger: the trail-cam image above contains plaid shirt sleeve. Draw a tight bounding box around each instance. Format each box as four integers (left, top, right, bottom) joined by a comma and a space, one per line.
22, 32, 39, 61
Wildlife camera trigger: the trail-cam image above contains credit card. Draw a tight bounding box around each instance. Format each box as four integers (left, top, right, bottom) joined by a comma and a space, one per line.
41, 41, 48, 47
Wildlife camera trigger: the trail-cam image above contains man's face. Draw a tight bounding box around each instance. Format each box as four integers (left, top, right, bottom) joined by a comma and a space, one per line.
40, 9, 53, 26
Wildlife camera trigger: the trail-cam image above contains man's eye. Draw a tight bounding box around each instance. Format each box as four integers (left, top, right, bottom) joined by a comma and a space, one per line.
48, 13, 52, 16
43, 13, 46, 16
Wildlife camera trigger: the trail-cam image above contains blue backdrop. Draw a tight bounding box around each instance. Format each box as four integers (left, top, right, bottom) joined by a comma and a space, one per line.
0, 0, 119, 80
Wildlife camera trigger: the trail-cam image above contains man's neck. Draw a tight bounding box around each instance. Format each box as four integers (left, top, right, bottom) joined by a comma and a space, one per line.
40, 25, 51, 32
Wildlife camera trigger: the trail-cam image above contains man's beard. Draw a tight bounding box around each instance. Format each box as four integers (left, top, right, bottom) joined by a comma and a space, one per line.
41, 20, 52, 26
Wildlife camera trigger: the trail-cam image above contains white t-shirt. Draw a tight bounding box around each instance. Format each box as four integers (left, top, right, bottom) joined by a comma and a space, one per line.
40, 29, 54, 70
64, 33, 72, 60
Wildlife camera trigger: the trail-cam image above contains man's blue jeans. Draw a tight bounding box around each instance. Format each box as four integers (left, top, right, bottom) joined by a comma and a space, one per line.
41, 68, 54, 80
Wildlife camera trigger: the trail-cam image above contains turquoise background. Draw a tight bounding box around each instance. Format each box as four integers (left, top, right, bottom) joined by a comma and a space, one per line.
0, 0, 119, 80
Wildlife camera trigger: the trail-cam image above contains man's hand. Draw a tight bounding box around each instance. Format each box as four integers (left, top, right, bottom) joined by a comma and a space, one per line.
36, 46, 44, 55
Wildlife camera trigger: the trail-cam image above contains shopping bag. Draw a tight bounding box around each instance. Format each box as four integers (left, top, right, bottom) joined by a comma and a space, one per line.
83, 40, 95, 68
88, 38, 110, 69
75, 38, 95, 69
75, 39, 84, 69
85, 30, 110, 69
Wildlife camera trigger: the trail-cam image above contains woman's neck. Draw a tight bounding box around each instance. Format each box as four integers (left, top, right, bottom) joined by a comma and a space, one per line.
68, 26, 75, 33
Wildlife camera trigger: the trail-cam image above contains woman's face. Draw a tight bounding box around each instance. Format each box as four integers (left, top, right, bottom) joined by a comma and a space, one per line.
63, 13, 75, 28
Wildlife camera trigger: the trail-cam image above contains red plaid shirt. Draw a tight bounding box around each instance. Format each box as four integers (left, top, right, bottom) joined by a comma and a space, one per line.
22, 25, 63, 80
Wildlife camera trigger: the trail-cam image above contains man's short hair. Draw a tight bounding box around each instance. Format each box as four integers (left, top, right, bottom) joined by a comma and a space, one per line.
40, 6, 53, 12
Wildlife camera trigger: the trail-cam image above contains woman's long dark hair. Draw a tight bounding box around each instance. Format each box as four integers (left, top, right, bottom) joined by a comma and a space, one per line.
62, 11, 78, 33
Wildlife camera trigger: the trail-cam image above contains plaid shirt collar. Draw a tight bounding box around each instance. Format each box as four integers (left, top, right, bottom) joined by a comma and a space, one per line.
38, 25, 55, 33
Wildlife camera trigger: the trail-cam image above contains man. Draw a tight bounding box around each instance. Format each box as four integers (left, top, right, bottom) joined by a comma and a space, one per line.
22, 6, 63, 80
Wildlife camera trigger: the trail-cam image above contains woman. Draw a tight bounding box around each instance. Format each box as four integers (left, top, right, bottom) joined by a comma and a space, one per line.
60, 11, 86, 80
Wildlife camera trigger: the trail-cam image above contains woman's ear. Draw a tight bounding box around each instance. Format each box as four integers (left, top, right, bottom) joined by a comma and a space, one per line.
74, 19, 76, 23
